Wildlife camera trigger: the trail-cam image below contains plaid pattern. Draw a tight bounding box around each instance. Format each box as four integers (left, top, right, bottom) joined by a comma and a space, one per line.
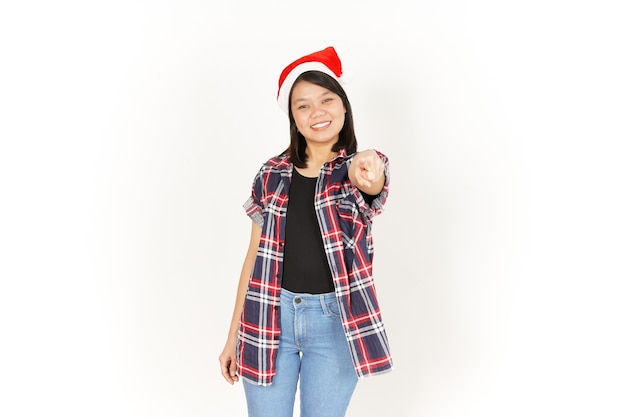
237, 149, 393, 386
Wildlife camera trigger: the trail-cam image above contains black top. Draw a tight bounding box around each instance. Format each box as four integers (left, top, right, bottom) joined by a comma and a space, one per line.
281, 169, 335, 294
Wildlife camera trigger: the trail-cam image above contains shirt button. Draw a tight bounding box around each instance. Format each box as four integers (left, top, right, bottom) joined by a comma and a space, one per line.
295, 297, 302, 304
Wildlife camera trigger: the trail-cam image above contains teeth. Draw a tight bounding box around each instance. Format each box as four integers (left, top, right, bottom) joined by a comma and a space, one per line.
311, 121, 330, 129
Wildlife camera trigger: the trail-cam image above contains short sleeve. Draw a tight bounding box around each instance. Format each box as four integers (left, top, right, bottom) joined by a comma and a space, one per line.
243, 167, 265, 228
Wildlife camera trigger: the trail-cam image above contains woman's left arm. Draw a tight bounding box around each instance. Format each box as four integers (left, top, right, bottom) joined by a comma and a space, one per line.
348, 149, 386, 196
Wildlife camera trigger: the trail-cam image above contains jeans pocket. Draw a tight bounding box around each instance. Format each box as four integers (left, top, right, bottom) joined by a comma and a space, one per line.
325, 299, 342, 318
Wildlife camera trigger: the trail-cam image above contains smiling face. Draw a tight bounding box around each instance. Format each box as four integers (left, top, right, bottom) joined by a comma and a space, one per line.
290, 80, 346, 148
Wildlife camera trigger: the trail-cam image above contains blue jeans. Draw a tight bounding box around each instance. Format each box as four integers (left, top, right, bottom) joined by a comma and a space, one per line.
243, 289, 358, 417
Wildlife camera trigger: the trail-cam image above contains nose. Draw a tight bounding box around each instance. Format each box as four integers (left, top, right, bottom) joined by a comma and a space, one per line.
311, 104, 326, 117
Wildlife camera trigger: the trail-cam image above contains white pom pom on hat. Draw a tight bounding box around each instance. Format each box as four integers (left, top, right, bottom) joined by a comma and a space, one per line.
276, 46, 347, 115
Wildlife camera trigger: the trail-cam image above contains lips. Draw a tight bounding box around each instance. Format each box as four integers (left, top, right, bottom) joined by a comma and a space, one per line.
310, 121, 331, 130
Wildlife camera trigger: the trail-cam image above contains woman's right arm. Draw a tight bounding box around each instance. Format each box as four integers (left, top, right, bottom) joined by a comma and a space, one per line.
218, 221, 262, 385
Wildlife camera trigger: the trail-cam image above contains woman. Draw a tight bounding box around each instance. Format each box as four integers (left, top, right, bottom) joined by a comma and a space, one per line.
219, 46, 392, 417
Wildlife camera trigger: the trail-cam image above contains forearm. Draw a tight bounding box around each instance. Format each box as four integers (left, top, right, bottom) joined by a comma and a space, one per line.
226, 267, 252, 337
225, 222, 261, 343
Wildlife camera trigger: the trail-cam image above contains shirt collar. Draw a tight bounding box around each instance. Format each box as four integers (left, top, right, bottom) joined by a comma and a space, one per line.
276, 148, 354, 172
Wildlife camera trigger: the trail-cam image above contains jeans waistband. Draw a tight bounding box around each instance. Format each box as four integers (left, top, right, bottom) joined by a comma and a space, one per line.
280, 288, 336, 309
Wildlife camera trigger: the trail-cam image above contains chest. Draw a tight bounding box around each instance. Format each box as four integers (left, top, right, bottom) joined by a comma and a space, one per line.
261, 166, 353, 215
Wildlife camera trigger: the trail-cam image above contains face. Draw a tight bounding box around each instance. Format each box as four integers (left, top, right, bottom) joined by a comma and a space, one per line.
290, 80, 346, 147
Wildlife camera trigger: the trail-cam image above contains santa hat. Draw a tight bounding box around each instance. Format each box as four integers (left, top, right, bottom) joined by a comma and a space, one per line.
276, 46, 344, 114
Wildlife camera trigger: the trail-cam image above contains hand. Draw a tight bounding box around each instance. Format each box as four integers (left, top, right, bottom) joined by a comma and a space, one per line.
219, 341, 239, 384
351, 149, 384, 189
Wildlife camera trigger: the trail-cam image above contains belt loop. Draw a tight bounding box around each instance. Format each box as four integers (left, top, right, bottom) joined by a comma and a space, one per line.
320, 293, 331, 315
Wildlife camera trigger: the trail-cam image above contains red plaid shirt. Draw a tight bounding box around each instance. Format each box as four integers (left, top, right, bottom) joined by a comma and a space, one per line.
237, 149, 393, 386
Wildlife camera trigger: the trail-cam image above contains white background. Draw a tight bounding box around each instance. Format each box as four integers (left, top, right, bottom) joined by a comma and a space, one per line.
1, 1, 624, 416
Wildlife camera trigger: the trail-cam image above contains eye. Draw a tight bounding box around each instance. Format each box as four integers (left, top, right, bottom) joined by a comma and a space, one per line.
297, 104, 309, 110
323, 98, 334, 104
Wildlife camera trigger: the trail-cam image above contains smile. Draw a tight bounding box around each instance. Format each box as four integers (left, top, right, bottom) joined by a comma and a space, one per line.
311, 121, 331, 129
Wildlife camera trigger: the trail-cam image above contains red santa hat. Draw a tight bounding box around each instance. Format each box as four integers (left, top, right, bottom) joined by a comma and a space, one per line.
276, 46, 344, 114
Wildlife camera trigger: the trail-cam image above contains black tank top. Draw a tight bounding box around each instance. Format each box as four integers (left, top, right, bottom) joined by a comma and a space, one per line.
281, 169, 334, 294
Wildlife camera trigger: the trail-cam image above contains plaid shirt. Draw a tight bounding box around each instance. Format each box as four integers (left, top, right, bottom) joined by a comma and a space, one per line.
237, 148, 393, 386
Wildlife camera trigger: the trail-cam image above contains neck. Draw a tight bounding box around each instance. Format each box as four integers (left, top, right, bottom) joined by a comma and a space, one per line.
305, 142, 337, 167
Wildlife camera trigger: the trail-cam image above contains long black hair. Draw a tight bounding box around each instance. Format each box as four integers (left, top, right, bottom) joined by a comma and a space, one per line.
286, 71, 358, 168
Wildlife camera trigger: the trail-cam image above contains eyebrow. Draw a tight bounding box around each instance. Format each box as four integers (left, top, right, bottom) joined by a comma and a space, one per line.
292, 91, 332, 103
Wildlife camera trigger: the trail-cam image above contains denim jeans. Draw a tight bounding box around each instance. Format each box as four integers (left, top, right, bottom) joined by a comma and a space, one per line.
243, 288, 358, 417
